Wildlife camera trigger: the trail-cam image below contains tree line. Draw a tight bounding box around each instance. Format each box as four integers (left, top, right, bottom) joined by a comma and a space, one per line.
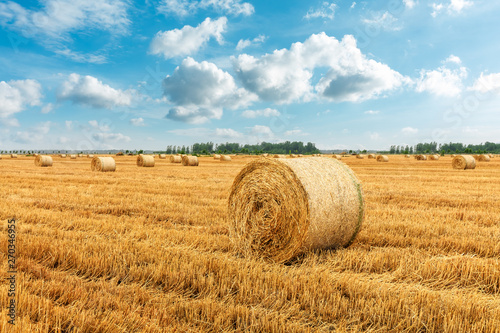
386, 141, 500, 154
188, 141, 321, 155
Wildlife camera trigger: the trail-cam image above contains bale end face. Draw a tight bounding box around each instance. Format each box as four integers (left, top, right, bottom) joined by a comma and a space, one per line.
137, 155, 155, 167
181, 156, 199, 166
452, 155, 476, 170
91, 156, 116, 172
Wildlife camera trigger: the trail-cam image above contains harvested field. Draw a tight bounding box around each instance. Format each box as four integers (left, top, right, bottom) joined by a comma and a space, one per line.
1, 155, 500, 332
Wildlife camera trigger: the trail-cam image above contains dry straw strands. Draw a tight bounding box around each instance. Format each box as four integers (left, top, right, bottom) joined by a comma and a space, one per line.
228, 157, 364, 263
452, 155, 476, 170
368, 154, 376, 159
91, 156, 116, 172
34, 155, 53, 167
169, 155, 182, 163
137, 155, 155, 167
430, 155, 440, 160
10, 154, 18, 158
159, 154, 166, 159
214, 154, 221, 159
220, 155, 232, 161
376, 155, 389, 162
181, 155, 199, 166
70, 155, 77, 159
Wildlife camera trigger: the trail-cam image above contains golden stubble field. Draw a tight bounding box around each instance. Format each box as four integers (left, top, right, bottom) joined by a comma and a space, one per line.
1, 154, 500, 332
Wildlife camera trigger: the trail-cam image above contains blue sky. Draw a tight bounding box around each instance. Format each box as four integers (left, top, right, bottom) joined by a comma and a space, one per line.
1, 0, 499, 151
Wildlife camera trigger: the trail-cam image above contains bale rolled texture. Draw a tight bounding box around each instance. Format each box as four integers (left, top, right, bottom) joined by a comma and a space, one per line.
430, 155, 440, 160
11, 154, 17, 158
368, 154, 376, 159
137, 155, 155, 167
169, 155, 182, 163
181, 155, 199, 166
220, 155, 231, 161
34, 155, 53, 167
452, 155, 476, 170
376, 155, 389, 162
91, 156, 116, 172
356, 154, 364, 159
70, 154, 77, 159
214, 154, 221, 159
159, 154, 167, 159
228, 157, 364, 263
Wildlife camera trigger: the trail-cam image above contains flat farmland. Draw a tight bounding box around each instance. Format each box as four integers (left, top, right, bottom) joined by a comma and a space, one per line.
1, 155, 500, 332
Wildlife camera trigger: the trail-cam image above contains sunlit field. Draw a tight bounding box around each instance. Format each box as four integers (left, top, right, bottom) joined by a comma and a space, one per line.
1, 154, 500, 332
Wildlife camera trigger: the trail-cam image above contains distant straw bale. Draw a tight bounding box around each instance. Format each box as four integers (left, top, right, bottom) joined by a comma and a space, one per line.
70, 155, 77, 159
78, 154, 83, 157
10, 154, 17, 158
35, 155, 53, 167
87, 154, 94, 158
214, 154, 221, 159
476, 154, 490, 162
262, 153, 269, 157
452, 155, 476, 170
60, 154, 67, 158
332, 155, 342, 160
376, 155, 389, 162
91, 157, 116, 172
228, 157, 364, 263
404, 155, 411, 158
368, 154, 376, 159
429, 155, 440, 160
137, 155, 155, 167
356, 154, 364, 159
220, 155, 231, 161
181, 155, 199, 166
170, 155, 182, 163
159, 154, 166, 159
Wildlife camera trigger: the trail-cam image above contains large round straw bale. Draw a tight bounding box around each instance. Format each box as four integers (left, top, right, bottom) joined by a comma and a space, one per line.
159, 154, 167, 159
169, 155, 182, 163
368, 154, 376, 159
60, 154, 67, 158
181, 155, 199, 166
214, 154, 221, 159
137, 155, 155, 167
91, 156, 116, 172
415, 154, 427, 160
376, 155, 389, 162
228, 157, 364, 263
34, 155, 53, 167
70, 154, 77, 159
452, 155, 476, 170
477, 154, 490, 162
220, 155, 231, 161
429, 155, 440, 160
10, 154, 18, 158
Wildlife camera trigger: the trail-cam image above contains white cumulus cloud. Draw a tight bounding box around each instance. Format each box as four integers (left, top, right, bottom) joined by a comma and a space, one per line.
304, 2, 337, 20
0, 79, 42, 123
163, 57, 256, 123
150, 17, 227, 59
241, 108, 280, 118
233, 33, 408, 104
416, 65, 467, 97
215, 128, 243, 139
58, 73, 133, 109
431, 0, 473, 17
157, 0, 254, 17
130, 117, 145, 126
469, 72, 500, 94
236, 34, 266, 51
404, 0, 416, 9
401, 127, 419, 135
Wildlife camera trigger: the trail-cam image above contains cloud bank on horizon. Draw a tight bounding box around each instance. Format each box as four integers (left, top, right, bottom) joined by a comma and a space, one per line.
0, 0, 499, 150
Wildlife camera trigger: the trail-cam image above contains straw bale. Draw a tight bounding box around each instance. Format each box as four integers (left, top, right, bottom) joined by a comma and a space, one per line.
429, 155, 440, 160
452, 155, 476, 170
87, 154, 94, 158
60, 154, 67, 158
35, 155, 53, 167
137, 155, 155, 167
477, 154, 490, 162
91, 156, 116, 172
368, 154, 376, 159
214, 154, 221, 159
356, 154, 364, 159
376, 155, 389, 162
220, 155, 232, 161
159, 154, 167, 159
78, 154, 83, 157
332, 155, 342, 160
181, 155, 199, 166
228, 157, 364, 263
262, 153, 269, 157
10, 154, 17, 158
70, 154, 77, 159
405, 155, 411, 158
169, 155, 182, 163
